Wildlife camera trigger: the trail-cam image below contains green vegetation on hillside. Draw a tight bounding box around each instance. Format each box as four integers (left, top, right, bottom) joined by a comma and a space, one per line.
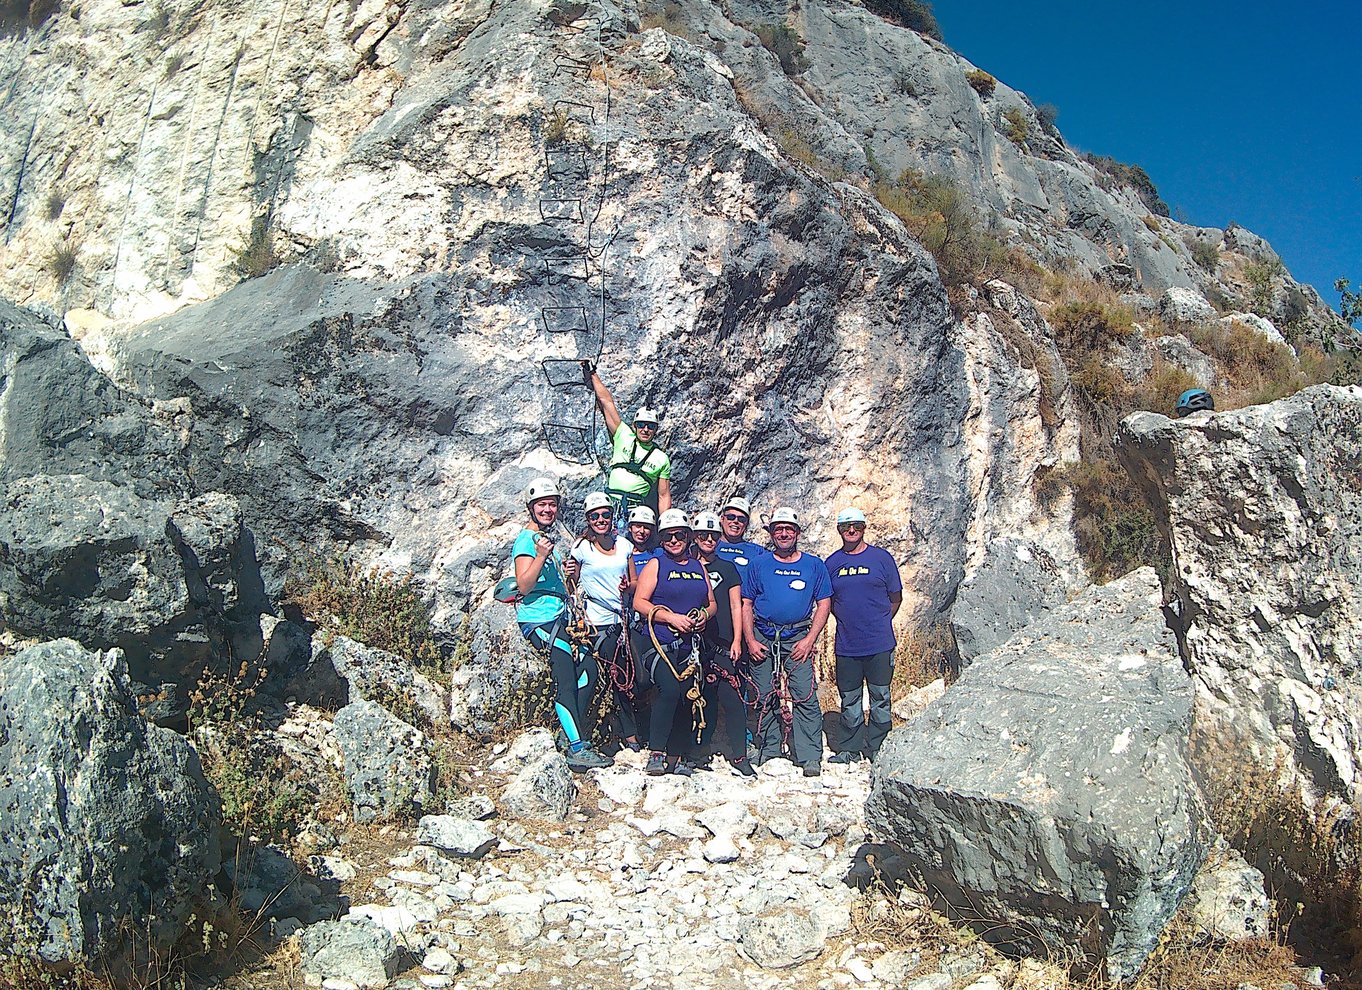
755, 23, 808, 76
863, 0, 943, 41
1084, 153, 1170, 217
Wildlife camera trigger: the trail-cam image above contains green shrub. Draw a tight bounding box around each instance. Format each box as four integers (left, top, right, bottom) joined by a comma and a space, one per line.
43, 190, 63, 219
1002, 107, 1029, 147
863, 0, 943, 41
1036, 102, 1059, 134
1048, 299, 1135, 354
288, 554, 443, 670
46, 239, 77, 283
1243, 257, 1284, 316
873, 167, 1008, 288
1039, 459, 1158, 584
965, 69, 995, 97
1190, 239, 1219, 272
231, 216, 278, 279
1084, 153, 1169, 217
755, 23, 809, 76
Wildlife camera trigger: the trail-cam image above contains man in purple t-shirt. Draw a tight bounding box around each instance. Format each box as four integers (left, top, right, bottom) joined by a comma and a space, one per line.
824, 507, 902, 763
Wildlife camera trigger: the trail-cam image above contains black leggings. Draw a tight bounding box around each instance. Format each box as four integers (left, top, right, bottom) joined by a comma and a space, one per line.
521, 619, 599, 749
645, 643, 701, 755
701, 644, 749, 761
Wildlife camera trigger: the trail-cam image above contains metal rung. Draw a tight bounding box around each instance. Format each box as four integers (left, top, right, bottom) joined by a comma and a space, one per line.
545, 146, 588, 180
539, 198, 584, 223
544, 256, 590, 283
551, 52, 594, 77
541, 306, 590, 334
541, 360, 590, 388
552, 99, 596, 125
543, 422, 595, 464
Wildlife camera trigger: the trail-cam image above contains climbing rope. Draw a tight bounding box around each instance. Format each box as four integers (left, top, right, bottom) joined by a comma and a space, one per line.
646, 605, 709, 742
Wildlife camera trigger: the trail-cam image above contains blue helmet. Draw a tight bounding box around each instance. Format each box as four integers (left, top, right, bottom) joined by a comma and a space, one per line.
1175, 388, 1215, 417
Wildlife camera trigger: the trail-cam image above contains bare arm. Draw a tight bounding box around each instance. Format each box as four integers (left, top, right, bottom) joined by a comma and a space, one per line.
889, 591, 903, 620
588, 369, 623, 436
743, 598, 766, 661
514, 536, 554, 596
791, 597, 832, 662
656, 477, 671, 514
727, 584, 744, 659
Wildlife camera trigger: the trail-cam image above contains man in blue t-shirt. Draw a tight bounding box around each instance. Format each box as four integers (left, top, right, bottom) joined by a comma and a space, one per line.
741, 507, 832, 776
712, 495, 768, 584
824, 507, 903, 764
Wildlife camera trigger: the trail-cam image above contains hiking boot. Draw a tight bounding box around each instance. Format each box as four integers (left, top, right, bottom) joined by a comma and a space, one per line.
621, 737, 643, 752
566, 747, 613, 771
730, 756, 757, 778
645, 751, 667, 776
829, 751, 860, 765
802, 764, 822, 778
668, 759, 694, 777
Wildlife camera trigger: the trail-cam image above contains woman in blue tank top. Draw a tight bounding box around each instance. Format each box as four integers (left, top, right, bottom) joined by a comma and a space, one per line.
633, 510, 716, 776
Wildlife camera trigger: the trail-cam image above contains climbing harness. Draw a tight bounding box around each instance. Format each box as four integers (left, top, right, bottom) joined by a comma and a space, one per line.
646, 605, 709, 743
753, 619, 819, 758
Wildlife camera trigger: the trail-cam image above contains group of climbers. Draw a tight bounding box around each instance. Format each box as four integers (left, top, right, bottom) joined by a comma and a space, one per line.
506, 370, 905, 777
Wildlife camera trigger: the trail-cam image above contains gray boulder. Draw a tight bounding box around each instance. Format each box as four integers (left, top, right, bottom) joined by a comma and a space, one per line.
1152, 335, 1216, 386
415, 815, 497, 858
867, 569, 1207, 980
1184, 848, 1271, 943
0, 474, 271, 719
0, 640, 221, 967
1116, 386, 1362, 805
291, 633, 448, 727
1159, 287, 1216, 324
222, 843, 337, 924
950, 537, 1068, 666
501, 752, 575, 822
333, 700, 434, 823
739, 909, 828, 969
298, 919, 402, 988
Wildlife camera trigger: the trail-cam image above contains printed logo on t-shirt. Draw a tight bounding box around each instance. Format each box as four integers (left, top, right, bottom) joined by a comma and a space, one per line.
735, 556, 748, 566
773, 568, 800, 577
707, 570, 721, 584
837, 566, 872, 577
790, 579, 806, 590
667, 571, 705, 581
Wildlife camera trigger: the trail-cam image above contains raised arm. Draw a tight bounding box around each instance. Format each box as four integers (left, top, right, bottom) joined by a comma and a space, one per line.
587, 367, 623, 436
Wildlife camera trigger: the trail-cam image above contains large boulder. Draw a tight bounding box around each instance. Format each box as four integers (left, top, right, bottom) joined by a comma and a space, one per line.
951, 537, 1068, 666
1117, 385, 1362, 802
867, 569, 1207, 980
0, 475, 270, 718
291, 633, 448, 727
333, 700, 435, 823
0, 640, 222, 968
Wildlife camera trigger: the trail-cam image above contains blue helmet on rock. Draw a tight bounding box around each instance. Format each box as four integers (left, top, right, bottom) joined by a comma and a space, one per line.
1175, 388, 1215, 418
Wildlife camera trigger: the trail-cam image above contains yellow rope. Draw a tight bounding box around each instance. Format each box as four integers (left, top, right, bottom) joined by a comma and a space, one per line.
647, 605, 707, 740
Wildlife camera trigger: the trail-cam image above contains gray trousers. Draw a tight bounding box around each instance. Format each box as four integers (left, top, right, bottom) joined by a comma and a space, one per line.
750, 628, 822, 769
834, 650, 894, 757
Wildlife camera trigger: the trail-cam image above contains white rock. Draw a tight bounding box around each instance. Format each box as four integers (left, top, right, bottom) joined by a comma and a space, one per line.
422, 948, 456, 974
846, 957, 875, 982
703, 836, 741, 864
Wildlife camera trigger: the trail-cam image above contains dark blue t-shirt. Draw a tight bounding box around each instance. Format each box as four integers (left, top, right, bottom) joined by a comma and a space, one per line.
825, 545, 902, 656
714, 540, 767, 583
642, 554, 710, 645
743, 551, 832, 628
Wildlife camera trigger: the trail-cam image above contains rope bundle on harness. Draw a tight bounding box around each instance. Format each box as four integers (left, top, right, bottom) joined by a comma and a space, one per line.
646, 605, 708, 742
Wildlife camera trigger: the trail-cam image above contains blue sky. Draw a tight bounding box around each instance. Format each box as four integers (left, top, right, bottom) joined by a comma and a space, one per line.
932, 1, 1361, 311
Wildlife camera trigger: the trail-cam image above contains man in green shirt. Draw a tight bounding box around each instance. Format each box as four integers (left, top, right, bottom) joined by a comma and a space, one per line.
586, 365, 672, 517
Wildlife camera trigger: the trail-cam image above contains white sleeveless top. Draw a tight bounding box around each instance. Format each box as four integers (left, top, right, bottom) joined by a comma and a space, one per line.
571, 537, 635, 626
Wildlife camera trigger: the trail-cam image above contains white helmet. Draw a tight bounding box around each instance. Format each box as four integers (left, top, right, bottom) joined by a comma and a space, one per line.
693, 511, 722, 533
524, 477, 561, 507
836, 507, 867, 525
627, 506, 657, 526
583, 491, 611, 514
634, 406, 661, 426
769, 506, 800, 530
721, 495, 751, 517
657, 509, 690, 531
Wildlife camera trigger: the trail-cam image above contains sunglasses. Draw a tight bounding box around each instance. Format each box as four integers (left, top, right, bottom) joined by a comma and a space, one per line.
587, 510, 612, 521
635, 422, 658, 430
838, 522, 865, 531
771, 525, 799, 535
721, 512, 747, 522
660, 530, 689, 543
694, 531, 719, 540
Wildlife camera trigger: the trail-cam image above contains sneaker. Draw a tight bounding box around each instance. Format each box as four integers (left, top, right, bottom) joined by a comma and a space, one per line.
829, 751, 859, 765
621, 738, 643, 753
566, 747, 613, 771
730, 756, 757, 778
645, 751, 667, 776
802, 764, 822, 778
668, 759, 694, 777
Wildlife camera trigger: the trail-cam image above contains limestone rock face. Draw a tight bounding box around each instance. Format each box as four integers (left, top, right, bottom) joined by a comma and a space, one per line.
0, 640, 222, 968
950, 537, 1067, 666
334, 699, 435, 823
866, 570, 1206, 981
1117, 386, 1362, 802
